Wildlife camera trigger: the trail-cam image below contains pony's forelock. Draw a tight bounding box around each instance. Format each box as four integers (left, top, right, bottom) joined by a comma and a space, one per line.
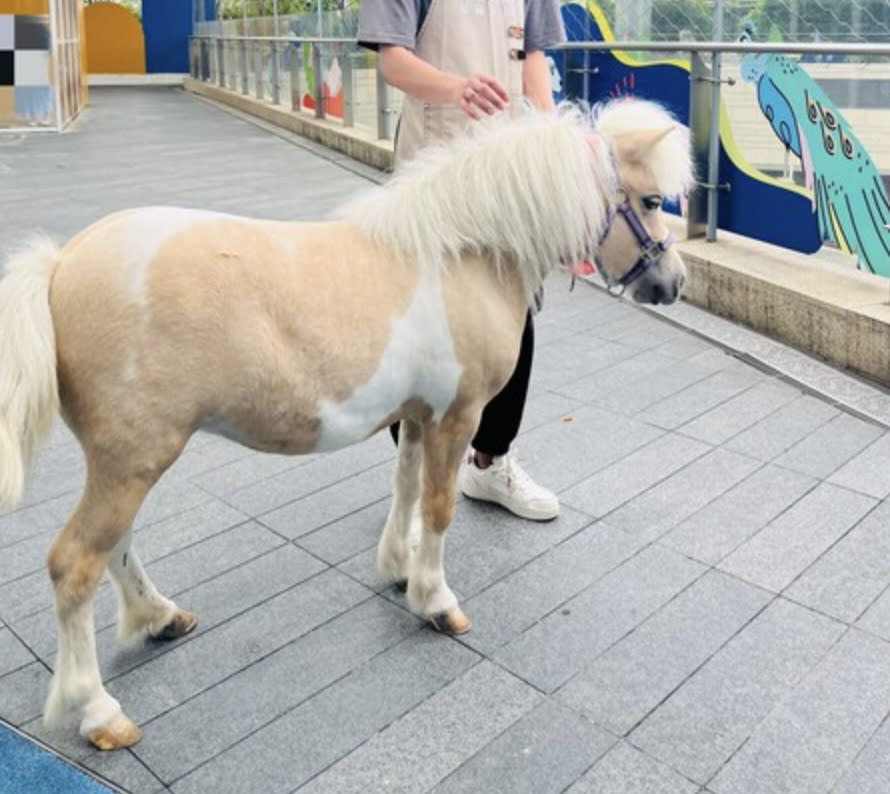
590, 97, 695, 198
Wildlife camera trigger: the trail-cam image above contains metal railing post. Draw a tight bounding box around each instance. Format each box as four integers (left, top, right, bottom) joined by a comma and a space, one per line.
217, 38, 225, 87
312, 42, 324, 119
376, 59, 393, 140
271, 42, 281, 105
687, 51, 710, 240
706, 0, 725, 242
342, 50, 355, 128
241, 39, 249, 95
290, 42, 301, 111
255, 41, 264, 100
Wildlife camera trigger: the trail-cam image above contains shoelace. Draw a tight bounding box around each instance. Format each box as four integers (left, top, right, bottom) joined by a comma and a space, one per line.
502, 452, 534, 493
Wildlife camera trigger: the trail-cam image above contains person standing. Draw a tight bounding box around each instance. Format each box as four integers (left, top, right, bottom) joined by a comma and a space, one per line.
357, 0, 565, 521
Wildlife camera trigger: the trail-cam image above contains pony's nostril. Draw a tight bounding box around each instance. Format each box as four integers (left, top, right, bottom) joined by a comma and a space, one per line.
651, 283, 665, 304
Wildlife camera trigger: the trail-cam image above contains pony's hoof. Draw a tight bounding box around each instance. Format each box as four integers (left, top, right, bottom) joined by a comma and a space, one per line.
153, 609, 198, 641
394, 579, 408, 593
430, 607, 472, 636
87, 712, 141, 751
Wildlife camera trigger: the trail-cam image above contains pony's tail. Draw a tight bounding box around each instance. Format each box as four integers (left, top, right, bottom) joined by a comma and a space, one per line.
0, 236, 61, 509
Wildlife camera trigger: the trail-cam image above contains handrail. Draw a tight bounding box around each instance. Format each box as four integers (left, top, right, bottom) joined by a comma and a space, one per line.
191, 33, 890, 57
191, 34, 354, 44
557, 40, 890, 56
189, 32, 889, 253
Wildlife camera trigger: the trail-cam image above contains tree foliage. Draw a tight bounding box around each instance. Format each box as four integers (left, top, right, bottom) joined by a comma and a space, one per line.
218, 0, 359, 20
213, 0, 890, 43
646, 0, 889, 42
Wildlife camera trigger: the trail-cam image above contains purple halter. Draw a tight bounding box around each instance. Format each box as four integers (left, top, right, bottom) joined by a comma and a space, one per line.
601, 200, 676, 295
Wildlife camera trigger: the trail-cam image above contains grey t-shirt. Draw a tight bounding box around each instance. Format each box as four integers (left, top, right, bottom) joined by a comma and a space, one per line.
357, 0, 566, 55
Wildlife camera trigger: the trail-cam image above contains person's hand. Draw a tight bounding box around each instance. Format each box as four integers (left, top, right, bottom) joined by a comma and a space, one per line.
453, 74, 510, 120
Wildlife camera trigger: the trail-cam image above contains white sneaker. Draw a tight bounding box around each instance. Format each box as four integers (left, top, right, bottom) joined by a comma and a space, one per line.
461, 449, 559, 521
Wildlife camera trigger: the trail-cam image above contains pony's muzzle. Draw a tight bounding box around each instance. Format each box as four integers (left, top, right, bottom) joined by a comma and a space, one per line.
631, 253, 686, 305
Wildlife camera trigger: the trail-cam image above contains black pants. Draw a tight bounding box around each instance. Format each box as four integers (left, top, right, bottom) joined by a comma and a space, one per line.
389, 309, 534, 457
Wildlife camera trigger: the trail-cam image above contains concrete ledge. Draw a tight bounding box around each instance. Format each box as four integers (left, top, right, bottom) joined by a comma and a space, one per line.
184, 78, 394, 171
184, 77, 890, 389
89, 74, 186, 86
674, 224, 890, 387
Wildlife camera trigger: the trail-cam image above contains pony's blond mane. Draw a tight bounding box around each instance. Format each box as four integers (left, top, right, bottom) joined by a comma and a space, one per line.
334, 97, 692, 304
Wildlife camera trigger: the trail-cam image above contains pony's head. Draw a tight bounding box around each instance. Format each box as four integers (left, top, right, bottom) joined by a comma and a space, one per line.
589, 97, 695, 305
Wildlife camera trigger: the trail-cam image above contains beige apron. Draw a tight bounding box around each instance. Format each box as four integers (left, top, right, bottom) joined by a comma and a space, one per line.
394, 0, 527, 166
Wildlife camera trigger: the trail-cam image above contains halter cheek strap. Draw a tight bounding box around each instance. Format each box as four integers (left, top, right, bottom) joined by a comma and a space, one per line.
597, 200, 675, 296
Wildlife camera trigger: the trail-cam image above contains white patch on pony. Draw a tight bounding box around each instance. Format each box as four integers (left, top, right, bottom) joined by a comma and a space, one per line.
377, 431, 423, 581
314, 270, 462, 452
44, 600, 122, 735
107, 529, 176, 646
121, 207, 236, 304
406, 528, 457, 617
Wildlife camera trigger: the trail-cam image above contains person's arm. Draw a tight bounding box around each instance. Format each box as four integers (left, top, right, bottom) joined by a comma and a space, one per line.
523, 0, 565, 111
522, 50, 555, 111
379, 45, 509, 120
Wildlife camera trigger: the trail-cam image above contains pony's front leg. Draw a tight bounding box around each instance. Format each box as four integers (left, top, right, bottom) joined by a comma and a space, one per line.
406, 413, 477, 636
107, 529, 198, 646
377, 419, 423, 584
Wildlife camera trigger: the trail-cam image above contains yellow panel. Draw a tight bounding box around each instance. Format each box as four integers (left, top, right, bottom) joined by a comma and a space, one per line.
83, 1, 145, 74
0, 0, 49, 14
78, 0, 88, 105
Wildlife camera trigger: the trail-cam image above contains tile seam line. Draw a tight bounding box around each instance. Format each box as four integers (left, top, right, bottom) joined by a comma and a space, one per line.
163, 625, 480, 790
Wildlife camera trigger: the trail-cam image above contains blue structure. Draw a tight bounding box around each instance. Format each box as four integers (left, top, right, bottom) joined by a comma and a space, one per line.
143, 0, 207, 74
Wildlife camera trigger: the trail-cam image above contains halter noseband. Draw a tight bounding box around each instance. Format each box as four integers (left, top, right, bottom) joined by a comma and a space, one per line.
596, 198, 675, 297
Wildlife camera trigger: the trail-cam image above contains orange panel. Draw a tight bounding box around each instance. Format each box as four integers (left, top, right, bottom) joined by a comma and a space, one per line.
0, 87, 14, 123
0, 0, 49, 13
83, 2, 145, 74
78, 0, 88, 104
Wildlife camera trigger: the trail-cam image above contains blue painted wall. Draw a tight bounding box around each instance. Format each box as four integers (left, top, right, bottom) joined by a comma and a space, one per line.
142, 0, 207, 74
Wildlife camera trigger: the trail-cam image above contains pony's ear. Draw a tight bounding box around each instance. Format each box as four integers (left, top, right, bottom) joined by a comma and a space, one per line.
615, 126, 675, 163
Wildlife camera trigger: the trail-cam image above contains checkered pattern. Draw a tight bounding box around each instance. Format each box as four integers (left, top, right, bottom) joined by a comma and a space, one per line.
0, 14, 52, 125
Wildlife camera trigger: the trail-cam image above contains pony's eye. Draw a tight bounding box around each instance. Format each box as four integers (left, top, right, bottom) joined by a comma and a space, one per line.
642, 195, 663, 211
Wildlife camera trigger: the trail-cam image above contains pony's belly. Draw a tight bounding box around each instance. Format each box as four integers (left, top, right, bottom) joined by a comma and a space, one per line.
196, 414, 320, 456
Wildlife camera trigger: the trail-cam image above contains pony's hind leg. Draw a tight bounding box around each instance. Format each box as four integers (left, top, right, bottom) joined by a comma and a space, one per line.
377, 419, 423, 585
45, 433, 186, 751
406, 411, 479, 636
44, 473, 153, 749
107, 529, 198, 646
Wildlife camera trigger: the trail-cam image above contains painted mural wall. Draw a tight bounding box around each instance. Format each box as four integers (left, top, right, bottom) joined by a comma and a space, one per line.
550, 1, 890, 276
0, 0, 86, 129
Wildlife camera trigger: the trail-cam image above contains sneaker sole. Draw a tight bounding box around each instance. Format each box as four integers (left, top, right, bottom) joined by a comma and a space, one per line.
462, 488, 559, 521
